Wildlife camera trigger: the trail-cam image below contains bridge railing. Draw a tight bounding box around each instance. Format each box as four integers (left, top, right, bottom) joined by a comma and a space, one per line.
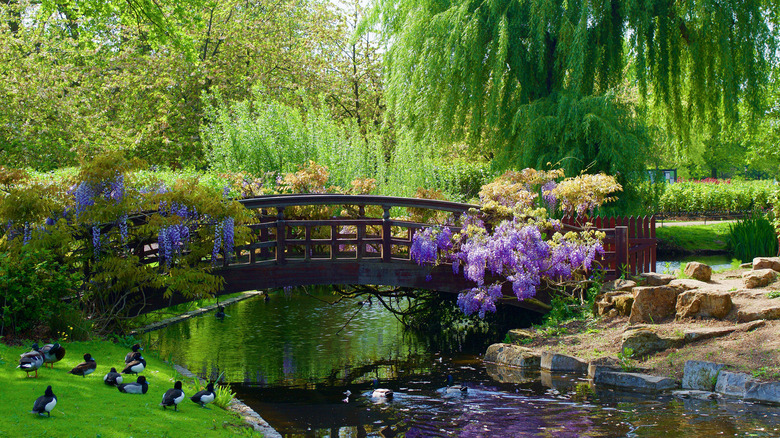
224, 195, 476, 268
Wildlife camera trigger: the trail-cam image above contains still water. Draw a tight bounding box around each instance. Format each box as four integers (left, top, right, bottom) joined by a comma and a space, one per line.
148, 291, 780, 437
656, 254, 737, 275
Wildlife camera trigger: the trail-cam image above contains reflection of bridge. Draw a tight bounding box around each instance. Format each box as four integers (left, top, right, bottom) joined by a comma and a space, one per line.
133, 194, 655, 314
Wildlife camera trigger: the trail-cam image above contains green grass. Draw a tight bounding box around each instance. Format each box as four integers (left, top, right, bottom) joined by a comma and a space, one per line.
656, 222, 732, 252
0, 341, 258, 437
129, 292, 247, 329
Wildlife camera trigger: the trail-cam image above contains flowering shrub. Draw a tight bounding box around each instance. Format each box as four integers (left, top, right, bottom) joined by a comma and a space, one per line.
411, 169, 617, 317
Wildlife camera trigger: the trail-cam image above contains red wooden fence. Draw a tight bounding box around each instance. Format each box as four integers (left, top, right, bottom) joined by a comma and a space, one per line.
561, 216, 657, 280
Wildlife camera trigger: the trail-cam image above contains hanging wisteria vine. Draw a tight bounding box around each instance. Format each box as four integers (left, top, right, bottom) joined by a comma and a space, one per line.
410, 169, 620, 317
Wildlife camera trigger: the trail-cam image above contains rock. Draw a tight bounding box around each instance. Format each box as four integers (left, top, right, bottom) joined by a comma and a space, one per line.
743, 269, 778, 289
622, 328, 683, 358
672, 390, 720, 400
611, 294, 634, 316
540, 351, 588, 373
588, 357, 622, 379
484, 344, 541, 369
595, 291, 636, 316
737, 305, 780, 323
601, 279, 637, 293
682, 361, 725, 391
668, 279, 710, 291
684, 262, 712, 282
629, 285, 681, 324
638, 272, 676, 286
675, 290, 733, 320
740, 262, 752, 269
753, 257, 780, 272
745, 381, 780, 404
594, 371, 677, 392
683, 326, 736, 342
739, 320, 766, 331
506, 329, 534, 343
715, 371, 753, 398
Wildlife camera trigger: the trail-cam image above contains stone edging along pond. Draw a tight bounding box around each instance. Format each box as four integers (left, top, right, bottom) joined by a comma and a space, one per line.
484, 344, 780, 404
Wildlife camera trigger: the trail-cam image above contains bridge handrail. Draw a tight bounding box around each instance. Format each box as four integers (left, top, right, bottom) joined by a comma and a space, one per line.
238, 194, 478, 214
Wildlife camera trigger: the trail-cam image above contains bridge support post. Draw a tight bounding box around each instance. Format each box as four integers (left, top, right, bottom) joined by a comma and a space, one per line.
382, 206, 391, 263
277, 208, 286, 264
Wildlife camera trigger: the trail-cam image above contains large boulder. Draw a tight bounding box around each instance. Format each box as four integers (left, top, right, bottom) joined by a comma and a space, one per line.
676, 289, 733, 320
743, 269, 778, 289
540, 352, 588, 373
601, 279, 637, 293
684, 262, 712, 282
629, 285, 681, 324
715, 371, 754, 397
753, 257, 780, 272
745, 381, 780, 404
737, 305, 780, 323
682, 360, 725, 391
612, 294, 634, 316
622, 328, 683, 357
484, 344, 541, 369
594, 371, 677, 392
638, 272, 676, 286
595, 291, 634, 317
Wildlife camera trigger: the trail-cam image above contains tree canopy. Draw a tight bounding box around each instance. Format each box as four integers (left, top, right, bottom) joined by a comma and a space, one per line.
369, 0, 776, 179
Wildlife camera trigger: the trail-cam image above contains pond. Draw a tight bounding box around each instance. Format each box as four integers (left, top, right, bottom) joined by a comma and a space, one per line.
656, 254, 738, 275
147, 291, 780, 437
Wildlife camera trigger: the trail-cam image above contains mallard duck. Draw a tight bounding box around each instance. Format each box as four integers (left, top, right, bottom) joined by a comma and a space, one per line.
69, 353, 97, 377
161, 381, 185, 411
124, 344, 143, 364
443, 375, 468, 395
40, 343, 66, 369
190, 382, 216, 408
371, 379, 393, 399
215, 305, 226, 319
18, 344, 44, 378
104, 367, 123, 386
31, 385, 57, 417
122, 352, 146, 375
118, 375, 148, 394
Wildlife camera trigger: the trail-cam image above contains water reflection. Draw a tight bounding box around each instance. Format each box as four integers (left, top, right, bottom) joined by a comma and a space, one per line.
148, 291, 780, 437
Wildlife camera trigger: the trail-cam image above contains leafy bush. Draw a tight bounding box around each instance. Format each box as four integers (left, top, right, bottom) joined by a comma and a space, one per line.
657, 180, 775, 214
0, 247, 82, 336
728, 213, 779, 262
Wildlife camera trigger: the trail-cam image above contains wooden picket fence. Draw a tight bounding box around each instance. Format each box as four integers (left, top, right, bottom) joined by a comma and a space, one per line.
561, 215, 657, 280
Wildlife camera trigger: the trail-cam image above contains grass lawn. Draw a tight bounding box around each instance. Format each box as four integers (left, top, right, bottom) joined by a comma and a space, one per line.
656, 222, 732, 252
0, 341, 259, 438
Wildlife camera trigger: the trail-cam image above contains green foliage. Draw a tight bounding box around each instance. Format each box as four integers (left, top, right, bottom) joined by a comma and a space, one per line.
728, 213, 780, 263
657, 180, 776, 214
617, 347, 638, 371
768, 291, 780, 299
0, 248, 82, 336
371, 0, 775, 185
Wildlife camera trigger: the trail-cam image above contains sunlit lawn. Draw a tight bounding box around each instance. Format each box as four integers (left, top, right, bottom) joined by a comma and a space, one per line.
0, 341, 258, 437
656, 222, 732, 252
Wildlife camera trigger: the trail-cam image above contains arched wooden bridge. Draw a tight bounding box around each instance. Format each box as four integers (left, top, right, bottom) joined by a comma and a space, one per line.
131, 194, 655, 314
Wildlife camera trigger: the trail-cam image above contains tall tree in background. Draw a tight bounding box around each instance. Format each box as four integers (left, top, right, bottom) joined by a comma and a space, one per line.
369, 0, 775, 181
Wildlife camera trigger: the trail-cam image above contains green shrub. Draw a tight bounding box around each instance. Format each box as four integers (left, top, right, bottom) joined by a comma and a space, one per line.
657, 180, 775, 214
0, 247, 82, 336
728, 213, 780, 262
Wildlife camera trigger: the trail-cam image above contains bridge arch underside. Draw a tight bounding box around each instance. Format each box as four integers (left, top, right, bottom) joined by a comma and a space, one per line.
130, 261, 550, 315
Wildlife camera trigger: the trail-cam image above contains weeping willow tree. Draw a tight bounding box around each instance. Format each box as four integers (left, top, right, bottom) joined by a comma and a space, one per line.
368, 0, 775, 183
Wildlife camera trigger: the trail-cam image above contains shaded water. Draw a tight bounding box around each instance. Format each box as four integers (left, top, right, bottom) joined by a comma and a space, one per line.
656, 254, 737, 275
148, 292, 780, 437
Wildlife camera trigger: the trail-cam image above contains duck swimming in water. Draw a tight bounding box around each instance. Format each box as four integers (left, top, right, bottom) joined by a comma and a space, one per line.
371, 379, 393, 399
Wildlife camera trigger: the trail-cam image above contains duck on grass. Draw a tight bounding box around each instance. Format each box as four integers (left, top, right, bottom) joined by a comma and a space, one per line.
0, 341, 259, 436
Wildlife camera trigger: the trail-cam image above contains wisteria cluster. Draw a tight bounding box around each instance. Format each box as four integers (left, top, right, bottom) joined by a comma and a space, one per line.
411, 169, 619, 317
410, 227, 452, 265
72, 174, 126, 216
211, 217, 236, 265
158, 224, 191, 267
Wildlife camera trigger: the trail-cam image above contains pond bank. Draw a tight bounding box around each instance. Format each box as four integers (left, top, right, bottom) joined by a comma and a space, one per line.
494, 259, 780, 403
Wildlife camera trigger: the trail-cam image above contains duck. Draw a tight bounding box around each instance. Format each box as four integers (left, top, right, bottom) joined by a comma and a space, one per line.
371, 379, 393, 399
215, 305, 226, 319
103, 367, 123, 386
69, 353, 97, 377
161, 380, 185, 411
40, 342, 66, 369
342, 389, 351, 403
443, 375, 468, 395
18, 344, 44, 378
118, 375, 148, 394
31, 385, 57, 417
122, 352, 146, 375
124, 344, 144, 364
190, 382, 216, 408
